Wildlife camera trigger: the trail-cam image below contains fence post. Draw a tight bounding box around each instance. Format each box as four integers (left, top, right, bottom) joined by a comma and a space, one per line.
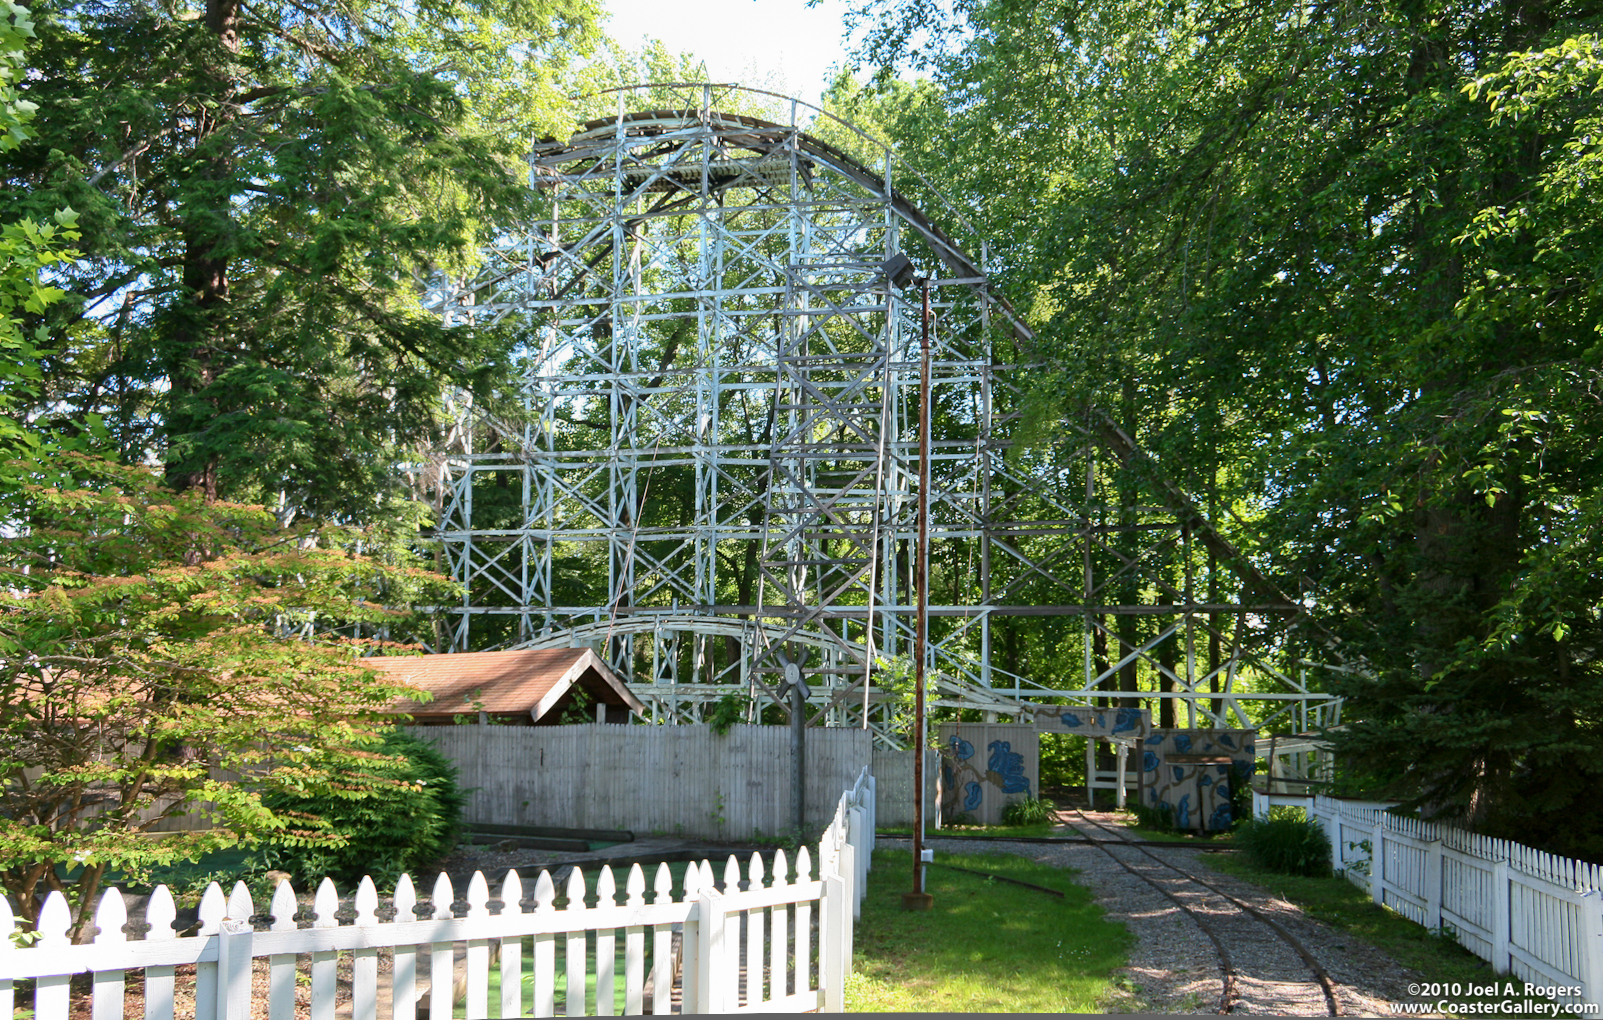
840, 837, 859, 978
216, 918, 254, 1020
1580, 890, 1603, 1019
1492, 859, 1512, 974
1424, 840, 1443, 931
867, 774, 877, 854
694, 888, 728, 1015
821, 870, 848, 1013
846, 806, 864, 919
1372, 820, 1386, 906
1331, 809, 1345, 876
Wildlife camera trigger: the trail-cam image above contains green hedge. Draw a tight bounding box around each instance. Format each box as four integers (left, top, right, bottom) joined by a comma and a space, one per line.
253, 728, 467, 886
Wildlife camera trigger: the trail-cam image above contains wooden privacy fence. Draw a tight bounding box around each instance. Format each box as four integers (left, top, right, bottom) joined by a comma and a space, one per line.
1263, 793, 1603, 1016
5, 771, 875, 1019
409, 723, 871, 840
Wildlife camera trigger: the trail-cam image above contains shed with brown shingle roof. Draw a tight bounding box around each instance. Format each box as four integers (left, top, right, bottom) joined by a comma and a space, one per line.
371, 648, 643, 725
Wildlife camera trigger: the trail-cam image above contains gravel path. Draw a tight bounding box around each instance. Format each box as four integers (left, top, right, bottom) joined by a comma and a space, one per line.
886, 810, 1448, 1017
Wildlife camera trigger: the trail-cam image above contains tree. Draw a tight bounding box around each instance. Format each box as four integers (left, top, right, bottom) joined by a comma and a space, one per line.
846, 0, 1603, 855
0, 0, 81, 481
4, 0, 598, 521
0, 454, 452, 939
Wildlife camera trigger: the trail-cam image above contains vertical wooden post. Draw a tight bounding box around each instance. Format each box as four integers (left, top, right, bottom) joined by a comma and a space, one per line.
1579, 890, 1603, 1018
847, 807, 864, 920
216, 918, 254, 1020
1492, 859, 1512, 973
694, 889, 727, 1015
1086, 739, 1096, 810
1115, 743, 1127, 810
1372, 822, 1386, 907
821, 872, 848, 1013
1331, 811, 1345, 877
1424, 840, 1443, 931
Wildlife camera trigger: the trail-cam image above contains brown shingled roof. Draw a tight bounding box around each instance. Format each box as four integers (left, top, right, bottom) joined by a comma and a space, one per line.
370, 648, 643, 722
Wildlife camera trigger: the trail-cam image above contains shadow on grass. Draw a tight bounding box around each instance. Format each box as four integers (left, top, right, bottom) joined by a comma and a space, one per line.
848, 848, 1135, 1013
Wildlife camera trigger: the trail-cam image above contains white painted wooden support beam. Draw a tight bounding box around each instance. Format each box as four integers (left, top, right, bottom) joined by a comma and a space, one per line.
1579, 890, 1603, 1018
216, 918, 254, 1020
1492, 859, 1512, 973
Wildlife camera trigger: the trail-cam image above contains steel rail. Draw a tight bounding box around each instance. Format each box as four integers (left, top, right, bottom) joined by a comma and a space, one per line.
1067, 810, 1343, 1016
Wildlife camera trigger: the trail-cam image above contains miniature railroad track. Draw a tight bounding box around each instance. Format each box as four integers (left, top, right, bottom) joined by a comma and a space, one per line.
1064, 810, 1343, 1016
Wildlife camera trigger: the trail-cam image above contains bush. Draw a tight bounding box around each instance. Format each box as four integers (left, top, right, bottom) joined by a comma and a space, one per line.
1000, 796, 1057, 826
1038, 733, 1087, 789
252, 729, 466, 887
1130, 800, 1176, 833
1234, 812, 1332, 878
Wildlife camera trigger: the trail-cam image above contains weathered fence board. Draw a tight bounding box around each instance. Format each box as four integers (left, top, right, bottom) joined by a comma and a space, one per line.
410, 723, 870, 841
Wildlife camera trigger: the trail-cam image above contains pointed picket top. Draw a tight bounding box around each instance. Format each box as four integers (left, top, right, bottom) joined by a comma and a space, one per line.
94, 887, 128, 943
198, 882, 227, 936
626, 864, 646, 907
748, 852, 765, 890
681, 861, 701, 901
270, 879, 299, 932
147, 886, 177, 941
313, 878, 339, 929
228, 880, 254, 923
466, 871, 490, 918
394, 874, 417, 922
38, 891, 71, 947
501, 870, 524, 916
772, 849, 790, 890
431, 872, 455, 920
355, 876, 379, 926
594, 865, 615, 909
797, 845, 813, 882
653, 863, 673, 905
564, 865, 586, 909
532, 870, 556, 913
724, 855, 741, 893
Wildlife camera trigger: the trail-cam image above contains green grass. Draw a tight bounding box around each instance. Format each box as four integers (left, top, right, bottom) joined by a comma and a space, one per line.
467, 937, 623, 1018
1205, 854, 1560, 1020
847, 849, 1137, 1012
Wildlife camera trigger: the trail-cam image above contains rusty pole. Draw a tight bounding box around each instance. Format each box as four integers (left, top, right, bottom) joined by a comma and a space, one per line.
908, 275, 934, 907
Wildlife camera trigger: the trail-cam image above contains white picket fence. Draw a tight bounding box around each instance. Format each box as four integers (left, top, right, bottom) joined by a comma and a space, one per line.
1268, 793, 1603, 1015
4, 770, 876, 1019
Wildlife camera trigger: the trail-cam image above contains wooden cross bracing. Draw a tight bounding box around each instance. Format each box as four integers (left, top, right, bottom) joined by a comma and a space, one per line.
428, 85, 1343, 746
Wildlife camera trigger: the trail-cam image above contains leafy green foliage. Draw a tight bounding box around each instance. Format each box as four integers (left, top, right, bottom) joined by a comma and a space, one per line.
252, 729, 465, 887
999, 796, 1056, 827
844, 0, 1603, 857
1234, 814, 1332, 879
0, 1, 80, 475
0, 454, 454, 938
707, 692, 751, 736
1038, 733, 1087, 790
2, 0, 599, 518
1130, 801, 1176, 835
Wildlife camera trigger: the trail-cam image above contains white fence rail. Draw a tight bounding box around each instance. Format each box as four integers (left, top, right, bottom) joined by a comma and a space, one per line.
5, 771, 876, 1019
1258, 792, 1603, 1015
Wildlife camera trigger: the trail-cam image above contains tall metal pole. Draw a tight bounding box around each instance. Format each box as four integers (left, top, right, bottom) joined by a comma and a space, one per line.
908, 276, 933, 906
